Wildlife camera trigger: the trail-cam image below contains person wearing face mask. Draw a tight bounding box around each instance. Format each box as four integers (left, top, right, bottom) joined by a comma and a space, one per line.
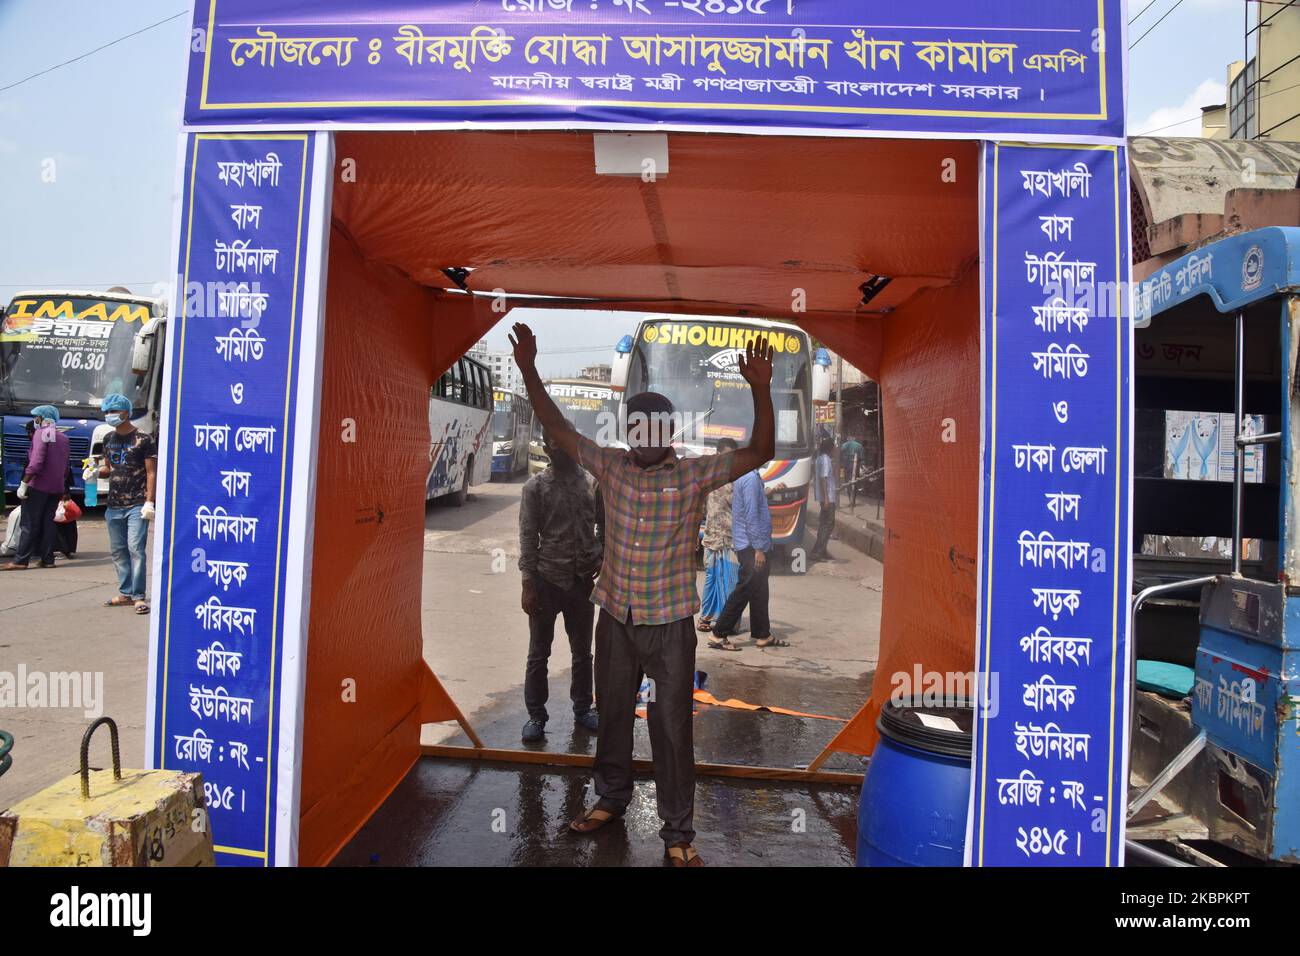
510, 322, 775, 868
97, 394, 157, 614
2, 405, 69, 571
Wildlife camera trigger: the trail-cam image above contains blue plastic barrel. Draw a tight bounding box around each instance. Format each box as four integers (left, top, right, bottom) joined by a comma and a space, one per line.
856, 699, 972, 867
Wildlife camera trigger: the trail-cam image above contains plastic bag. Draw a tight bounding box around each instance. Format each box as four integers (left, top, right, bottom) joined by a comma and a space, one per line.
54, 499, 80, 524
1, 505, 20, 556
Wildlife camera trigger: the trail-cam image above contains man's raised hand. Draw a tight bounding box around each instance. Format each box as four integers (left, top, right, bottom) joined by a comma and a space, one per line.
738, 336, 775, 388
509, 322, 538, 371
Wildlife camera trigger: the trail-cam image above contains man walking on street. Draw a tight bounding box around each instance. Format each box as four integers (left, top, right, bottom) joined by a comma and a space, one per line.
510, 321, 775, 867
519, 430, 604, 742
709, 457, 783, 650
809, 436, 837, 562
2, 405, 69, 571
840, 435, 864, 508
98, 394, 156, 614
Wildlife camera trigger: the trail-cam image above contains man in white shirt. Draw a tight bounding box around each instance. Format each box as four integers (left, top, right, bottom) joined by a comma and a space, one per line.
809, 436, 837, 562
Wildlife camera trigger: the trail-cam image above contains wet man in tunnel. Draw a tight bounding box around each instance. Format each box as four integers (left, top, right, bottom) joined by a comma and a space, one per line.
510, 322, 775, 868
518, 430, 605, 742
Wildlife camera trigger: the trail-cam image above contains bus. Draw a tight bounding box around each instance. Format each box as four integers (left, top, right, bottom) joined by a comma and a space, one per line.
529, 378, 619, 474
1, 289, 167, 499
427, 354, 492, 506
491, 389, 532, 479
611, 315, 830, 561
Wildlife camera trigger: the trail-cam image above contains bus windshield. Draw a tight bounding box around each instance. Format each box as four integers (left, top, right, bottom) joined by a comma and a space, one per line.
0, 295, 152, 417
492, 397, 515, 441
626, 320, 812, 457
538, 382, 618, 440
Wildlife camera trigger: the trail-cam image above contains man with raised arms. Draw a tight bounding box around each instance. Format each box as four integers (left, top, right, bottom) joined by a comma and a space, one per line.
510, 322, 775, 868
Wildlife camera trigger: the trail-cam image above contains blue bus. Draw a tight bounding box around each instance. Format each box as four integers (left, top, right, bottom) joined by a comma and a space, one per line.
491, 388, 532, 479
1, 290, 167, 499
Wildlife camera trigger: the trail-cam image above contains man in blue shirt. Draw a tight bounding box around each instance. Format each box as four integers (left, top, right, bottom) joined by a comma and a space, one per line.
709, 465, 783, 649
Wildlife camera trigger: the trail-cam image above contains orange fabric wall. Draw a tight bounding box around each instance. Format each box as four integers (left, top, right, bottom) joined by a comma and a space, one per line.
298, 225, 437, 866
815, 267, 981, 755
299, 226, 503, 865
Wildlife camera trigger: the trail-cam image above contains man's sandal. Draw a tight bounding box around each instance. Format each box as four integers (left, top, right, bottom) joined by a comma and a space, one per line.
708, 636, 741, 651
754, 635, 789, 648
569, 805, 624, 834
664, 843, 704, 867
696, 619, 713, 632
104, 596, 134, 607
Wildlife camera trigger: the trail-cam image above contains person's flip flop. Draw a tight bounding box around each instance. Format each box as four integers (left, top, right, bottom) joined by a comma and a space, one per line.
696, 619, 713, 632
754, 635, 789, 648
708, 636, 741, 651
569, 804, 624, 835
134, 602, 151, 615
104, 596, 134, 607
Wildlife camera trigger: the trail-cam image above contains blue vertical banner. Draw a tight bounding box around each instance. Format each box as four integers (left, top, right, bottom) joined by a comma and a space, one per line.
969, 142, 1132, 866
147, 132, 325, 866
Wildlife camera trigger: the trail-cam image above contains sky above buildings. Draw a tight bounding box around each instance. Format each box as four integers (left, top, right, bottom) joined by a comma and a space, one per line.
0, 0, 1256, 376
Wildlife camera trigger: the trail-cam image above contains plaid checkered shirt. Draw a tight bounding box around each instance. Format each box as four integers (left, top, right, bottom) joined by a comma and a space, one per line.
577, 434, 734, 626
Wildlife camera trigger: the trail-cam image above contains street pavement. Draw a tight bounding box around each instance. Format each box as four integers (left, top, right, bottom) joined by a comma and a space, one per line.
420, 475, 883, 771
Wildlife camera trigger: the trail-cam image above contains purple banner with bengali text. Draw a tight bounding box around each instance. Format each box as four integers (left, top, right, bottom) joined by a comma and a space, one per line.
184, 0, 1125, 140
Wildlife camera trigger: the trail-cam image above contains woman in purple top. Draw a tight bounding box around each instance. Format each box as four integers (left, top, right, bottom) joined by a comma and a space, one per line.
2, 404, 69, 570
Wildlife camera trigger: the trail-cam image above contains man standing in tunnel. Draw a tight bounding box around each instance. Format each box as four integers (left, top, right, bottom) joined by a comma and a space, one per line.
510, 322, 775, 868
518, 431, 604, 742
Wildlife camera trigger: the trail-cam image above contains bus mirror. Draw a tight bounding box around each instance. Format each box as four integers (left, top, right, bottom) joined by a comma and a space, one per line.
812, 361, 831, 404
131, 332, 153, 376
610, 350, 631, 390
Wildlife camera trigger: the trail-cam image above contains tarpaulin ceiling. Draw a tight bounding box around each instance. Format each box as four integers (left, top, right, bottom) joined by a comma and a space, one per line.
332, 131, 979, 319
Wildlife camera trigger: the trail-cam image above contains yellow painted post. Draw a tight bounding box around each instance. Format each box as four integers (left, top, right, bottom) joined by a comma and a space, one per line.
0, 717, 214, 867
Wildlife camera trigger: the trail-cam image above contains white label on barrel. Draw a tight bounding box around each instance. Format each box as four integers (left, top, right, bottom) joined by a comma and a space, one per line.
916, 714, 961, 733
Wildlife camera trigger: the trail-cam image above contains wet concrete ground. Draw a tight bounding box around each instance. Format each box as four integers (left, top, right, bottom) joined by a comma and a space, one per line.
333, 758, 860, 866
336, 658, 869, 865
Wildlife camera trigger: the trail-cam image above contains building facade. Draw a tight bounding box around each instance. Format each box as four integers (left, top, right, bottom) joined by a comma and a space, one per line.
1228, 3, 1300, 141
467, 339, 521, 393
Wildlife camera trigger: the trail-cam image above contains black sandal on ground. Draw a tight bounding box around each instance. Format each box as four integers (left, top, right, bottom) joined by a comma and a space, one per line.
754, 635, 789, 648
708, 635, 741, 651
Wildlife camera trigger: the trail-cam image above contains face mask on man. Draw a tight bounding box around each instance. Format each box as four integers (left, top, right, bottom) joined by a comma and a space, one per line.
105, 412, 125, 426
